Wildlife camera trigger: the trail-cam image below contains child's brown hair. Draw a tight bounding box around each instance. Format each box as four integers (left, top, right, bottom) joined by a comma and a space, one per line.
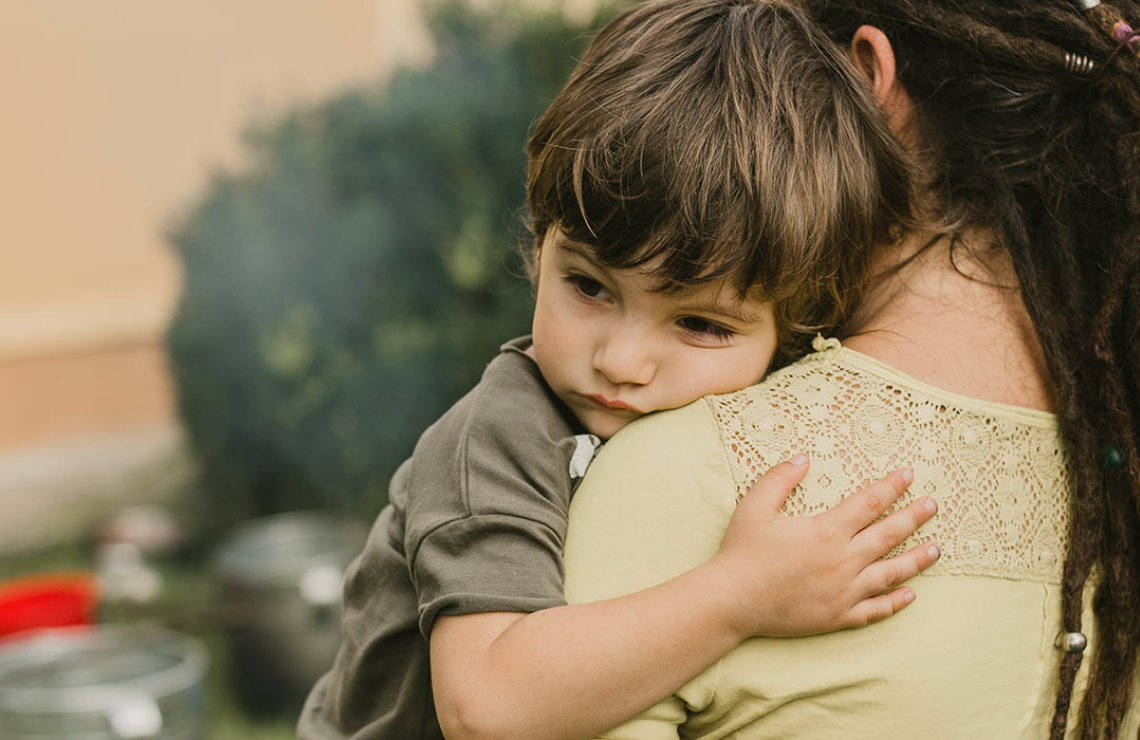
526, 0, 912, 361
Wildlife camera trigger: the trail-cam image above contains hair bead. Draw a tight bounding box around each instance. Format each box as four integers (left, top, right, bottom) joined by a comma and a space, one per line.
1102, 444, 1125, 469
1057, 631, 1089, 653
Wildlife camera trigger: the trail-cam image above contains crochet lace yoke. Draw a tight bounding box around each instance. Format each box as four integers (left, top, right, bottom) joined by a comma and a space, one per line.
706, 337, 1071, 583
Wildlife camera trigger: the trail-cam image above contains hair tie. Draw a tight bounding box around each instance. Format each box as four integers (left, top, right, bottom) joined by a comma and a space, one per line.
1065, 52, 1097, 74
1102, 21, 1140, 68
1080, 2, 1140, 76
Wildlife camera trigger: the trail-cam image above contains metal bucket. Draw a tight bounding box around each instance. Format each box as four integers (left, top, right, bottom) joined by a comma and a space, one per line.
214, 510, 366, 715
0, 626, 207, 739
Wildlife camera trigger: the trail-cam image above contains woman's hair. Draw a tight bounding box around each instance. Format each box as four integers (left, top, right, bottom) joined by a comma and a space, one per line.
800, 1, 1140, 736
525, 0, 912, 361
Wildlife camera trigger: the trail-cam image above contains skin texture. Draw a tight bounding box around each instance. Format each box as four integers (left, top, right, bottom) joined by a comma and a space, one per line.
530, 228, 779, 439
841, 27, 1052, 413
429, 225, 942, 740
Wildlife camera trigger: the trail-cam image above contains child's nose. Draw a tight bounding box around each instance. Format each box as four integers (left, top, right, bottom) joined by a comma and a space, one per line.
592, 331, 657, 386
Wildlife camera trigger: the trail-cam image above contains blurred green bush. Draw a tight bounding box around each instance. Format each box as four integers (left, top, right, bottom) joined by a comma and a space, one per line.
167, 2, 598, 528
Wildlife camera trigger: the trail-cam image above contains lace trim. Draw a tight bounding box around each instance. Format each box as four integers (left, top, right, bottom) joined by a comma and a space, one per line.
708, 338, 1072, 583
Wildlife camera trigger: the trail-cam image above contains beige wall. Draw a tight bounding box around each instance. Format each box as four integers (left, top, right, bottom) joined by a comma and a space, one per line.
0, 0, 597, 455
0, 0, 424, 452
0, 0, 428, 358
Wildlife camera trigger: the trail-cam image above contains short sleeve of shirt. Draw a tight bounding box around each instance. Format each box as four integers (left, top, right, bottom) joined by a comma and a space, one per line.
400, 340, 591, 638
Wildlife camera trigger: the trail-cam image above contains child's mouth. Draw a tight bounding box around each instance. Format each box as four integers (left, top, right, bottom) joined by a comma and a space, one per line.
584, 394, 643, 413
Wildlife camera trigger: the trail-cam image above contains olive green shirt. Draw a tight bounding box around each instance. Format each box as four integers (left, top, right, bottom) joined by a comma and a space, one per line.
298, 337, 599, 740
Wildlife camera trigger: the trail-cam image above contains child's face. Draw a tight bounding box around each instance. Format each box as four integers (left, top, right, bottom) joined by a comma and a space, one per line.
531, 228, 778, 440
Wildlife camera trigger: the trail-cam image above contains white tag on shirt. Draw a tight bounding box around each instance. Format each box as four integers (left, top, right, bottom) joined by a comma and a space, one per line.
568, 434, 603, 480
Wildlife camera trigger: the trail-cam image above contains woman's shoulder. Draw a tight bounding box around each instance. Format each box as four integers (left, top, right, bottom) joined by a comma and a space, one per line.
707, 335, 1066, 481
590, 397, 729, 480
565, 399, 739, 604
711, 334, 1059, 432
708, 335, 847, 414
704, 336, 875, 467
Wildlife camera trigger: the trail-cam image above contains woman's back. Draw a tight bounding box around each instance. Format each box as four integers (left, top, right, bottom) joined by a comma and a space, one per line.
563, 338, 1140, 738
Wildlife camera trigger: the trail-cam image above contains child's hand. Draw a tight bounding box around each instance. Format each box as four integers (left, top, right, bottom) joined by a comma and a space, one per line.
705, 455, 939, 640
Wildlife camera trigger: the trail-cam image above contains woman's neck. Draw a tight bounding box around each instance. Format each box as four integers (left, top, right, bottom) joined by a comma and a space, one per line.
843, 229, 1055, 413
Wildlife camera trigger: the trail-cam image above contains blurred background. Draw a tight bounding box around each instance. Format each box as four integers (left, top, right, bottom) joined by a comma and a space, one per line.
0, 0, 608, 736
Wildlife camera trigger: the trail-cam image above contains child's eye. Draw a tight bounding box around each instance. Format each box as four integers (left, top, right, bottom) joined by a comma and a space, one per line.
678, 317, 734, 341
564, 274, 609, 300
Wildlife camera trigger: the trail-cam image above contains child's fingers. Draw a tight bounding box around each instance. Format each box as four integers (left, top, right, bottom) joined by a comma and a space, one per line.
740, 455, 810, 514
854, 540, 941, 597
826, 468, 913, 534
843, 587, 918, 628
850, 495, 938, 560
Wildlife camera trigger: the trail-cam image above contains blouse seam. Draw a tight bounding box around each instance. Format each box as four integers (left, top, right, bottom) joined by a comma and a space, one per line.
703, 396, 743, 496
824, 344, 1058, 429
696, 397, 730, 714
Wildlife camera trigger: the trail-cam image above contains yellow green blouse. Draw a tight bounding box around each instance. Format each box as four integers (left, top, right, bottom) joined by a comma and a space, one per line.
563, 337, 1139, 739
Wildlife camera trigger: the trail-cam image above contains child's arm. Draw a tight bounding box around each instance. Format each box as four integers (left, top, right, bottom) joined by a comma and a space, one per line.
431, 458, 939, 740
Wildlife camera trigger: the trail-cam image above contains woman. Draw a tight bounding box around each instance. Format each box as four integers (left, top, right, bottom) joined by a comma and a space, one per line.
563, 1, 1140, 738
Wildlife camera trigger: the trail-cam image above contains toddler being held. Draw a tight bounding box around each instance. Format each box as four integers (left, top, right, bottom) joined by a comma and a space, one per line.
298, 2, 939, 739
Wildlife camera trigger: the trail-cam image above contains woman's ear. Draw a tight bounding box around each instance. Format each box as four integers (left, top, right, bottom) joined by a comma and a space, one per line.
849, 25, 915, 142
849, 26, 896, 104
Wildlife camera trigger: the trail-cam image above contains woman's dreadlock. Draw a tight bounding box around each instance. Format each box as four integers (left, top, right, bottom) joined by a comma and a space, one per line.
801, 1, 1140, 736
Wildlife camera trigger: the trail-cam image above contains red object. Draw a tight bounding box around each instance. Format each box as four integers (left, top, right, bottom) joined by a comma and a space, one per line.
0, 573, 99, 638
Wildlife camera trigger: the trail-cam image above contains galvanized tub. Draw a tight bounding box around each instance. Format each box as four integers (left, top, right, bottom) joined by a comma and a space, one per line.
0, 626, 207, 739
214, 510, 367, 715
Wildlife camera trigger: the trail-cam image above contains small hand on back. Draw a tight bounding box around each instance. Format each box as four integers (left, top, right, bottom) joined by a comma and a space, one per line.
705, 457, 939, 640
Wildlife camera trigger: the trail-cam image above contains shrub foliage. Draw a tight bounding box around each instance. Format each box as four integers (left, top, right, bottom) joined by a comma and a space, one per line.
167, 3, 595, 525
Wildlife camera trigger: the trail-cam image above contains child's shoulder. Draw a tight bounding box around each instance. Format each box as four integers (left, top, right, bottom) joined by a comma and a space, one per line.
480, 335, 547, 390
413, 335, 578, 471
462, 334, 566, 430
402, 336, 586, 527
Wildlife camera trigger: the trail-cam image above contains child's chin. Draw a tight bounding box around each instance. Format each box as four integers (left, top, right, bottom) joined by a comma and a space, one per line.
582, 414, 636, 441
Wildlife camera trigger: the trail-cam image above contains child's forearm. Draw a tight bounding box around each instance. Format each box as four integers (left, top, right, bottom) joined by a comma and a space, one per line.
430, 561, 740, 740
431, 462, 938, 740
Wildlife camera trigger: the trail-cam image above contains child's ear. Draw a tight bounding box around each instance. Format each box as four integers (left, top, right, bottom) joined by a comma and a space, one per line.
848, 25, 917, 145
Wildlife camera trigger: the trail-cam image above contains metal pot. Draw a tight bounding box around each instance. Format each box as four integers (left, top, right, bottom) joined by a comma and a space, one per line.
0, 626, 207, 739
213, 510, 366, 716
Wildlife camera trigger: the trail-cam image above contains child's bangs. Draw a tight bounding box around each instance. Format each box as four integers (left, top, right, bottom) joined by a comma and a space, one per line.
532, 113, 811, 303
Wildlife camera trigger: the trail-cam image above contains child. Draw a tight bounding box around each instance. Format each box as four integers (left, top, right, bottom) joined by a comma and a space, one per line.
298, 2, 938, 739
